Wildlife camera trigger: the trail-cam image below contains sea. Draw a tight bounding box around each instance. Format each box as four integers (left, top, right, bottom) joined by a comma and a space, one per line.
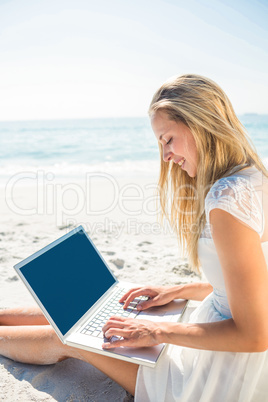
0, 114, 267, 180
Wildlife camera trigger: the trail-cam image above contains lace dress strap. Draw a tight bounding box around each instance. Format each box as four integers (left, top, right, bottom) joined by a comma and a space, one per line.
205, 174, 264, 237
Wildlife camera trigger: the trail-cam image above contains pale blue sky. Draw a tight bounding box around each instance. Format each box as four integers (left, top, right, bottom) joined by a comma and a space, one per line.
0, 0, 267, 120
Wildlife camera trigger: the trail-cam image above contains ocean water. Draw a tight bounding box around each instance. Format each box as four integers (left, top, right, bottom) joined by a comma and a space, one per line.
0, 114, 267, 179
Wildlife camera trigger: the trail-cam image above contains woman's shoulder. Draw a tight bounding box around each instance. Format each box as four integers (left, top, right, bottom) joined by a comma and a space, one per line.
207, 166, 262, 202
205, 166, 264, 235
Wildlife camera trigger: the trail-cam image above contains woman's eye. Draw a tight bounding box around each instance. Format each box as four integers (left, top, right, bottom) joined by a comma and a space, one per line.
166, 138, 172, 145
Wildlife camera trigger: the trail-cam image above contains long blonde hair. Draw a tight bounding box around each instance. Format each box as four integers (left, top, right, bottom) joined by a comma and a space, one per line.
149, 74, 267, 271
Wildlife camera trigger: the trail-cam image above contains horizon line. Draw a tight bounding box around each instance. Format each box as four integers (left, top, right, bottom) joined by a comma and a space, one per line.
0, 112, 266, 124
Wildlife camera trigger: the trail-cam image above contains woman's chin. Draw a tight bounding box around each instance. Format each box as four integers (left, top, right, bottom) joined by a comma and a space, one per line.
181, 161, 197, 177
183, 166, 197, 178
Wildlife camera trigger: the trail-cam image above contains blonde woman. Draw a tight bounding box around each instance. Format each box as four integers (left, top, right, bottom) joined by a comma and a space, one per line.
1, 74, 268, 401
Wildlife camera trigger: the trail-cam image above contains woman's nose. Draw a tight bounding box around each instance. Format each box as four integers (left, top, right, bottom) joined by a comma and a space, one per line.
163, 148, 172, 162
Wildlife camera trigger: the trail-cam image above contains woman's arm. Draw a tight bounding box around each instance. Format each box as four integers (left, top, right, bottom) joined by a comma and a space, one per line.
173, 282, 213, 301
103, 210, 268, 353
120, 282, 213, 311
157, 209, 268, 352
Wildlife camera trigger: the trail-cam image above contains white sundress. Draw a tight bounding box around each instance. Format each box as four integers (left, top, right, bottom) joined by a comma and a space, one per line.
135, 166, 268, 402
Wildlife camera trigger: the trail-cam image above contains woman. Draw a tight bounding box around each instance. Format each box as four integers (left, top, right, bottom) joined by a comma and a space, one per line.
1, 74, 268, 401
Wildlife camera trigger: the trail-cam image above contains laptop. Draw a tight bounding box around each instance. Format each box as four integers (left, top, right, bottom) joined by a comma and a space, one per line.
14, 225, 188, 367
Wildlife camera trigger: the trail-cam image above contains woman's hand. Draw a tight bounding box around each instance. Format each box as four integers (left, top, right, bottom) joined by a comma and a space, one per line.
102, 316, 163, 349
119, 286, 177, 311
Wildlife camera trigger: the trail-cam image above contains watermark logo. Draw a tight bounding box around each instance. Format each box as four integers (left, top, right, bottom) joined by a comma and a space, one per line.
5, 168, 262, 237
5, 170, 166, 235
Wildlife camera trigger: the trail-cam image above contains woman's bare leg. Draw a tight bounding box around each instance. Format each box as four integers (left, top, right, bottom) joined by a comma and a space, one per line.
0, 306, 49, 326
0, 314, 138, 395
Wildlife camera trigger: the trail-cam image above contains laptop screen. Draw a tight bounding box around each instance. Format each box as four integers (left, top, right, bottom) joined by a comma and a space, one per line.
19, 228, 116, 336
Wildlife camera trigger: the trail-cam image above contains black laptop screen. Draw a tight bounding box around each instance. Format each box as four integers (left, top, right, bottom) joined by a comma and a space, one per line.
20, 229, 116, 336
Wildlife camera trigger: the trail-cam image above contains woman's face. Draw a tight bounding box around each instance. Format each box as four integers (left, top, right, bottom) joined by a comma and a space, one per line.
151, 110, 198, 178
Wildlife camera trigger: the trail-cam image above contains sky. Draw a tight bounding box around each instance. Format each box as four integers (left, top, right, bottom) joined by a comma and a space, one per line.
0, 0, 267, 121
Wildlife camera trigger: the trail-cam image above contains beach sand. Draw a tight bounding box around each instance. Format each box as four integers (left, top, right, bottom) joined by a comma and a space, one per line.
0, 173, 203, 401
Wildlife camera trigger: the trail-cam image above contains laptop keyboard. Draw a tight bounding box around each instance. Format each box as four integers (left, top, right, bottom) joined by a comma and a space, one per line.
80, 287, 148, 339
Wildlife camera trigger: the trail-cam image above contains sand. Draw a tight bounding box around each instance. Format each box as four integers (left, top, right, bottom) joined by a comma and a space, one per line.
0, 172, 203, 401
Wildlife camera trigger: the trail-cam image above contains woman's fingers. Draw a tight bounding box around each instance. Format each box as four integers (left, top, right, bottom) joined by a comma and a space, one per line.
136, 297, 160, 310
102, 317, 133, 345
119, 286, 173, 311
104, 327, 128, 340
119, 288, 148, 309
102, 316, 137, 339
101, 317, 161, 349
102, 337, 133, 349
123, 290, 148, 309
102, 316, 125, 333
119, 288, 140, 303
121, 288, 157, 310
